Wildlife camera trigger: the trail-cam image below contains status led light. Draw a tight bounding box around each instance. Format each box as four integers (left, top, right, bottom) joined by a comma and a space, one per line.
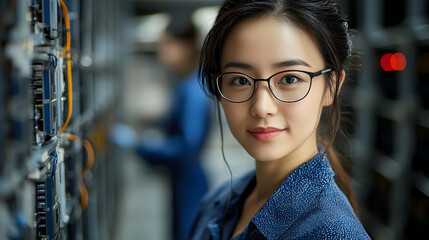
380, 53, 406, 71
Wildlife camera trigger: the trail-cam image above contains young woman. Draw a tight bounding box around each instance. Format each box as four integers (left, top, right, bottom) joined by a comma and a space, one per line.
190, 0, 370, 239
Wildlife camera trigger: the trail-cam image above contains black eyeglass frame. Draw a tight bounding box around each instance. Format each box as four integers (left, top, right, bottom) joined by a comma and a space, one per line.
215, 68, 332, 103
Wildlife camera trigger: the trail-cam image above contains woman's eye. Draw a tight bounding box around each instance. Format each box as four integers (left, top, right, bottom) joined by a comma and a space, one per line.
232, 77, 250, 86
280, 75, 300, 84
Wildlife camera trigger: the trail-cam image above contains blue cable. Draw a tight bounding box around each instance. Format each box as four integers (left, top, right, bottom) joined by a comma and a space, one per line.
47, 53, 57, 69
50, 151, 58, 177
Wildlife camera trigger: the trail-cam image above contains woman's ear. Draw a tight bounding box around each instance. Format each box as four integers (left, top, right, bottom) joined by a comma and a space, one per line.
323, 70, 346, 106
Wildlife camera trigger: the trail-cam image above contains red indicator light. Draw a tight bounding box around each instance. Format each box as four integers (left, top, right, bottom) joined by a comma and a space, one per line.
381, 53, 394, 71
391, 53, 406, 70
380, 53, 406, 71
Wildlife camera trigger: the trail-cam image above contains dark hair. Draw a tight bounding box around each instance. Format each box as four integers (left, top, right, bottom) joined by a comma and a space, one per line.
166, 14, 197, 44
200, 0, 359, 214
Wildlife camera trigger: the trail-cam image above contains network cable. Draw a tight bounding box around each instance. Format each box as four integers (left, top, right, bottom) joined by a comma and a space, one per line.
60, 0, 73, 133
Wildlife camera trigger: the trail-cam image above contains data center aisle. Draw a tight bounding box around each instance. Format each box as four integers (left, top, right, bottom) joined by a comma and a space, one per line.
114, 151, 171, 240
113, 53, 172, 240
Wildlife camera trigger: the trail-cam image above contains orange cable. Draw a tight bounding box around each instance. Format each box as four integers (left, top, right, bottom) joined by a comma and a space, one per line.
78, 181, 89, 210
60, 0, 70, 56
80, 139, 95, 210
82, 139, 95, 175
60, 0, 73, 133
60, 132, 80, 142
58, 133, 94, 211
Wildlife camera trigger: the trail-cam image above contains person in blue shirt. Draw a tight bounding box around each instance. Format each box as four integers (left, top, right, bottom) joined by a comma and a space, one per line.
142, 16, 211, 240
190, 0, 370, 239
112, 15, 211, 240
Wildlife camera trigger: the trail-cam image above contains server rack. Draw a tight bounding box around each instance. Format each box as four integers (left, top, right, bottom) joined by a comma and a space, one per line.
346, 0, 429, 239
0, 0, 126, 239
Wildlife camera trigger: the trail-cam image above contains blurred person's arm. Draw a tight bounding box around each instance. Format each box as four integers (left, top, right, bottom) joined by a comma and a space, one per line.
136, 83, 210, 165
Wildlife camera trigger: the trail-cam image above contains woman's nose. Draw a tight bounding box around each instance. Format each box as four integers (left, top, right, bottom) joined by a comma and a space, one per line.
250, 81, 278, 118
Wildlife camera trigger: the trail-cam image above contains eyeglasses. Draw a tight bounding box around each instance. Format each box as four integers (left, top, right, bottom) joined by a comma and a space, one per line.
215, 69, 331, 103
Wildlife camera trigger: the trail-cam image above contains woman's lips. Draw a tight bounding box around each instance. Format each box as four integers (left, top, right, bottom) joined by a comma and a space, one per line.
248, 127, 284, 141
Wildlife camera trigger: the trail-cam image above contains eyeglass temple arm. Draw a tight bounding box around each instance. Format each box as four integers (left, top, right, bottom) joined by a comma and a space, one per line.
321, 68, 332, 73
312, 68, 332, 77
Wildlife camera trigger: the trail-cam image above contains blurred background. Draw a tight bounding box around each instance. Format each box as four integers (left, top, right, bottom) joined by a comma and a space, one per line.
0, 0, 428, 240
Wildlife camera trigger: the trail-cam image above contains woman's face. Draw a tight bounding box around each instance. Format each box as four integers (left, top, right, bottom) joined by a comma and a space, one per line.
220, 15, 334, 164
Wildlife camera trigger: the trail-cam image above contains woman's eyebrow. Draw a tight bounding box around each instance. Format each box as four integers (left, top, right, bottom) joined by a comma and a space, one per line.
273, 59, 312, 68
224, 59, 312, 70
224, 61, 253, 70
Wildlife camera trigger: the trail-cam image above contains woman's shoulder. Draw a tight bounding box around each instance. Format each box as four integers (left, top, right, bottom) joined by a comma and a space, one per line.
199, 171, 255, 210
190, 171, 255, 239
286, 207, 370, 239
198, 180, 230, 210
282, 180, 370, 239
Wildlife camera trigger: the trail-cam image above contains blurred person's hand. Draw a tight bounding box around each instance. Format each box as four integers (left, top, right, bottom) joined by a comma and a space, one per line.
110, 123, 139, 149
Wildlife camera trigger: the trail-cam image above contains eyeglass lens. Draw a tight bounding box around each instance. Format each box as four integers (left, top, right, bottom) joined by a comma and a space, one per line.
217, 71, 312, 102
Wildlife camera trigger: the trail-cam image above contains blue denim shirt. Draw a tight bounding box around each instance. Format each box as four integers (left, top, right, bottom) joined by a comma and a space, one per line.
190, 150, 370, 239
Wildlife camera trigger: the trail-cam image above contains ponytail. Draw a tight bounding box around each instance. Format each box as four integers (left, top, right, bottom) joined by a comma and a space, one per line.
325, 146, 359, 217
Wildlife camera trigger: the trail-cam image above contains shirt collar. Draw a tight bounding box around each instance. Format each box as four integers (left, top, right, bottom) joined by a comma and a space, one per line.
208, 172, 256, 240
212, 171, 256, 211
251, 151, 334, 239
